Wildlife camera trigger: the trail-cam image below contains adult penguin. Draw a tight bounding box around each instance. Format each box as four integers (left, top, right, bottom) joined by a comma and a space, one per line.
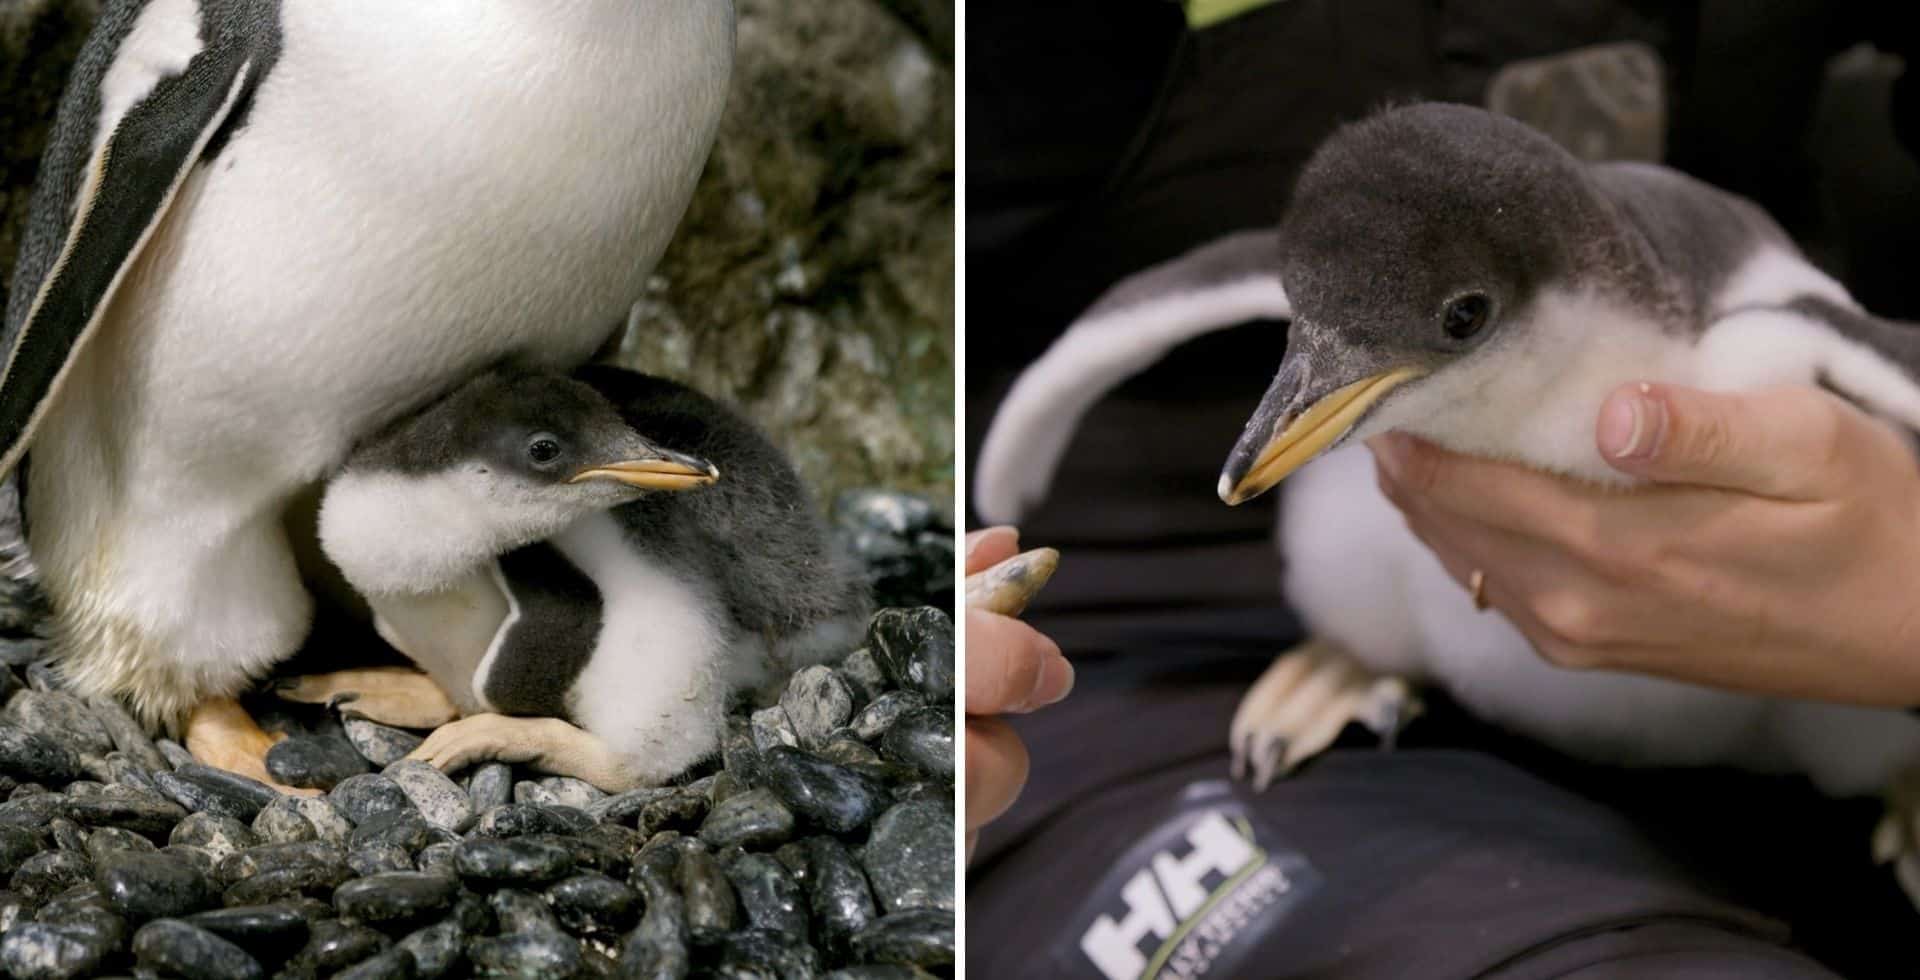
976, 102, 1920, 900
0, 0, 734, 782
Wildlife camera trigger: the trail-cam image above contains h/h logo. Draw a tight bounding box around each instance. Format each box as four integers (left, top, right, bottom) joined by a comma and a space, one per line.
1079, 811, 1264, 980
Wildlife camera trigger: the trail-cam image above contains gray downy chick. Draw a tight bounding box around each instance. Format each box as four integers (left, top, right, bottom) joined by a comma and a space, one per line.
320, 367, 870, 788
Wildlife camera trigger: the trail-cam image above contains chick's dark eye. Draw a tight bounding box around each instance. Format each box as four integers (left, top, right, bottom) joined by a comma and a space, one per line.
1443, 294, 1492, 341
527, 435, 562, 465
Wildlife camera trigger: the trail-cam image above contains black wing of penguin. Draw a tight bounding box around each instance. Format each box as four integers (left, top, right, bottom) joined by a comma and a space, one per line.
302, 367, 872, 791
974, 102, 1920, 903
0, 1, 271, 472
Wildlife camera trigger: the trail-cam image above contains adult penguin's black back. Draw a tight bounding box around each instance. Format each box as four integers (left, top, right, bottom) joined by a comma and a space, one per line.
574, 365, 873, 647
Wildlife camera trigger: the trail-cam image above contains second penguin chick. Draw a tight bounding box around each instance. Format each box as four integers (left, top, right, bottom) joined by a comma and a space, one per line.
315, 367, 872, 789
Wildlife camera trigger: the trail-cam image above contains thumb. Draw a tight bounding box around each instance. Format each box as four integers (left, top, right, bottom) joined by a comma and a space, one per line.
966, 526, 1021, 575
1597, 382, 1846, 499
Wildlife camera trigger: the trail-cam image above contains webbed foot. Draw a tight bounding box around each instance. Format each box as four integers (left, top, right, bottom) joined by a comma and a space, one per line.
407, 713, 640, 793
275, 666, 461, 728
183, 696, 321, 796
1229, 639, 1421, 791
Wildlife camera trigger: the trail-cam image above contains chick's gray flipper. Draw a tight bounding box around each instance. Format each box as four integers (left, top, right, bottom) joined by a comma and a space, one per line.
972, 228, 1291, 525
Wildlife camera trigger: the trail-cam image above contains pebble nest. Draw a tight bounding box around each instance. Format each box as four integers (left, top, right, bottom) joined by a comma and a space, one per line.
0, 490, 955, 979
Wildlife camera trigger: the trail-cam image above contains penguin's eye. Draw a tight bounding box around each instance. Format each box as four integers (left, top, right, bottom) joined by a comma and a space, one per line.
526, 434, 563, 465
1442, 294, 1492, 341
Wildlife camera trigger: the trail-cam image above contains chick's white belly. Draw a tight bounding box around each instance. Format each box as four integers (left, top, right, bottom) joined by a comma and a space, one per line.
1279, 445, 1920, 794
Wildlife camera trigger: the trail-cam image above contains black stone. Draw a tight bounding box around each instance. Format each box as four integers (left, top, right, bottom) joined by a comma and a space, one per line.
698, 788, 794, 850
133, 918, 266, 980
0, 825, 42, 875
487, 888, 561, 935
160, 844, 221, 878
723, 853, 808, 941
0, 725, 82, 784
301, 919, 393, 971
253, 798, 320, 845
104, 752, 162, 795
171, 812, 259, 865
675, 847, 736, 946
449, 891, 495, 935
414, 841, 457, 878
343, 719, 424, 769
850, 909, 954, 968
153, 765, 277, 823
336, 946, 419, 980
333, 872, 459, 929
218, 841, 347, 886
544, 872, 638, 937
0, 637, 46, 667
862, 801, 952, 915
805, 837, 877, 957
396, 921, 463, 980
221, 857, 354, 907
820, 736, 886, 770
10, 850, 91, 900
62, 790, 187, 840
566, 825, 642, 878
348, 844, 415, 878
86, 697, 171, 775
620, 866, 689, 980
755, 748, 888, 834
0, 920, 116, 979
718, 927, 823, 978
866, 607, 954, 702
451, 837, 575, 886
47, 817, 85, 854
832, 490, 951, 610
465, 764, 513, 814
638, 792, 709, 836
467, 929, 582, 979
850, 691, 924, 742
184, 903, 312, 962
266, 735, 369, 791
95, 850, 219, 922
329, 774, 413, 826
350, 809, 433, 854
471, 804, 593, 839
878, 706, 954, 780
820, 968, 933, 980
586, 788, 670, 826
6, 691, 114, 759
84, 826, 158, 864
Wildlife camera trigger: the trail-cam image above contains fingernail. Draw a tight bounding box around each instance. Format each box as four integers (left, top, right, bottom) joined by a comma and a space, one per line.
1030, 654, 1075, 708
966, 526, 1019, 560
1599, 384, 1663, 460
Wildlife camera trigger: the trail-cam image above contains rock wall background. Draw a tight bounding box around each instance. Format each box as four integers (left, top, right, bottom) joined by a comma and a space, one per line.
0, 0, 954, 506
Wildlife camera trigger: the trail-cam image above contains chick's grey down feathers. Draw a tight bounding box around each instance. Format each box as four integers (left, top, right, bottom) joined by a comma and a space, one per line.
342, 367, 872, 720
576, 365, 872, 647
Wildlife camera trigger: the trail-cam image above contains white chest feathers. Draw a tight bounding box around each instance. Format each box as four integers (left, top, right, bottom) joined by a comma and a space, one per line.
534, 514, 731, 771
1282, 248, 1920, 794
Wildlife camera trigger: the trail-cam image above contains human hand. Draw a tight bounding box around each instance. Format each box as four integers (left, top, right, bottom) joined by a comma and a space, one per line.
965, 526, 1074, 860
1369, 382, 1920, 705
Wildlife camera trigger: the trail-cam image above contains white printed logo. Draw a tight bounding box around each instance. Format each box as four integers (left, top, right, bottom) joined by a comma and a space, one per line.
1079, 811, 1280, 980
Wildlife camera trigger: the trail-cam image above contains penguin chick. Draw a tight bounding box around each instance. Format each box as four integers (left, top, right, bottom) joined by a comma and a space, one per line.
977, 102, 1920, 802
318, 368, 871, 789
